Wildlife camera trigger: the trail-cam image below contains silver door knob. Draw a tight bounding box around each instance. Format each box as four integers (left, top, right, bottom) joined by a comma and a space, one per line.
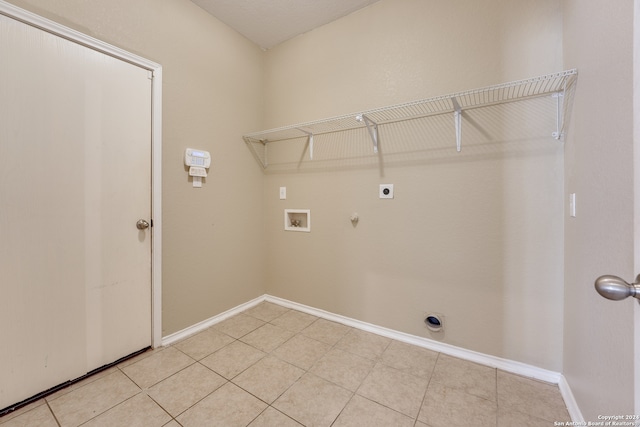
136, 219, 150, 230
594, 274, 640, 301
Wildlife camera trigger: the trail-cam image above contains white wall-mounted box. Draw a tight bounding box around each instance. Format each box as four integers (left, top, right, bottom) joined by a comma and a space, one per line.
284, 209, 310, 232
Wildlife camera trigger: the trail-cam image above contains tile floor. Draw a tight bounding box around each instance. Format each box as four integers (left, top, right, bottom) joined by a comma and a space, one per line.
0, 302, 570, 427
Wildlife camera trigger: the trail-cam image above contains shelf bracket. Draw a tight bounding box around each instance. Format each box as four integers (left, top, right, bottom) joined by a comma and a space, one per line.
356, 114, 379, 153
451, 97, 462, 152
552, 91, 565, 140
298, 129, 314, 160
259, 139, 268, 168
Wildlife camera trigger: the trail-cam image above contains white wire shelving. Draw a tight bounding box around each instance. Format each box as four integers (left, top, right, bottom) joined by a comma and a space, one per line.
243, 69, 578, 169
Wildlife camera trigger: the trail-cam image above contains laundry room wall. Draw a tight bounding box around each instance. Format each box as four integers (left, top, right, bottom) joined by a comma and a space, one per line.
562, 0, 636, 419
5, 0, 267, 336
261, 0, 566, 371
6, 0, 571, 372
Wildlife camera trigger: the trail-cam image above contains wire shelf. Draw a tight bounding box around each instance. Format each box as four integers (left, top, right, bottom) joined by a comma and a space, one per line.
243, 69, 577, 169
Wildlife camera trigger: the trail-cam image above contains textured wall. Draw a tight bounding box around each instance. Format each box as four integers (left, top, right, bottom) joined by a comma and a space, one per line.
562, 0, 636, 418
262, 0, 565, 370
4, 0, 267, 335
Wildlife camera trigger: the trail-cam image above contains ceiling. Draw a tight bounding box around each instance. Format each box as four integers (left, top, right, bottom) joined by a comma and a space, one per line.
190, 0, 380, 50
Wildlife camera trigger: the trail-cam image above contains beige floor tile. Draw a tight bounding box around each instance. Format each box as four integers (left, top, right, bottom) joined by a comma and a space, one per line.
177, 382, 267, 427
9, 305, 572, 427
497, 371, 569, 422
82, 393, 171, 427
381, 340, 439, 379
309, 348, 375, 392
172, 328, 234, 360
333, 395, 415, 427
430, 354, 496, 401
0, 399, 47, 425
356, 362, 428, 418
248, 407, 303, 427
232, 355, 304, 404
44, 367, 120, 402
240, 323, 295, 353
300, 318, 351, 346
213, 314, 265, 339
273, 373, 353, 427
200, 340, 266, 379
272, 334, 331, 370
335, 329, 391, 360
270, 310, 318, 333
116, 347, 163, 369
0, 403, 58, 427
418, 382, 497, 427
243, 302, 290, 322
47, 370, 140, 427
146, 363, 226, 416
120, 346, 195, 389
498, 408, 557, 426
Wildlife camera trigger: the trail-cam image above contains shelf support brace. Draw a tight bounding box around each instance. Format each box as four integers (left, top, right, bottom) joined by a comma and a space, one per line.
451, 97, 462, 152
298, 129, 314, 160
357, 114, 379, 153
259, 139, 268, 168
552, 91, 565, 140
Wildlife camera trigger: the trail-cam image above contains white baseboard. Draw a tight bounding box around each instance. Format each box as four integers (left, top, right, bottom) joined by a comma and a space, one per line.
558, 374, 584, 422
161, 295, 265, 347
161, 293, 581, 420
264, 295, 562, 384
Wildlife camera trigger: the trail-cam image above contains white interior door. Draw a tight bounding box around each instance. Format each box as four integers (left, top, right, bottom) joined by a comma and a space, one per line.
0, 13, 152, 409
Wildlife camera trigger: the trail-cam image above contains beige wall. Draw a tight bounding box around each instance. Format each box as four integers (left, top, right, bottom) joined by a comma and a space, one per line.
262, 0, 566, 371
563, 0, 636, 418
4, 0, 267, 335
9, 4, 636, 415
264, 0, 563, 126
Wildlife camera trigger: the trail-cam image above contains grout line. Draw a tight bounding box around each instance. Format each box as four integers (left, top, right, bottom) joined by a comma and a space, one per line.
36, 301, 566, 427
328, 392, 356, 427
236, 306, 360, 426
45, 401, 62, 427
143, 387, 183, 425
413, 351, 441, 427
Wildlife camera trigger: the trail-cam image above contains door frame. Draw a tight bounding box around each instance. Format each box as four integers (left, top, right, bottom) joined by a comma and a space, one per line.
0, 0, 163, 348
634, 0, 640, 416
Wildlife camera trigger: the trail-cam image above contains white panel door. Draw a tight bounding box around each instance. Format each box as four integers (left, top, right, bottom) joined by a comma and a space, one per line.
0, 14, 152, 409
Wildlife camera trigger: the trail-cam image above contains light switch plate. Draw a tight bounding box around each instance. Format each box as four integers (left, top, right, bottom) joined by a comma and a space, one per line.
569, 193, 576, 217
279, 187, 286, 200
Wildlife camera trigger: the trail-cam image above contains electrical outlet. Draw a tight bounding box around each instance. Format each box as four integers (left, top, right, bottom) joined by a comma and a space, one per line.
379, 184, 394, 199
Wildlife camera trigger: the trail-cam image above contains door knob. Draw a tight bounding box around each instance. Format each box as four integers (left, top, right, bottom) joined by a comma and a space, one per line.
136, 219, 150, 230
594, 274, 640, 301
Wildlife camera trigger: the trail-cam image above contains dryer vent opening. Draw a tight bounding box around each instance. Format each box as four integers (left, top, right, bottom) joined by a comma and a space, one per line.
424, 314, 444, 332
